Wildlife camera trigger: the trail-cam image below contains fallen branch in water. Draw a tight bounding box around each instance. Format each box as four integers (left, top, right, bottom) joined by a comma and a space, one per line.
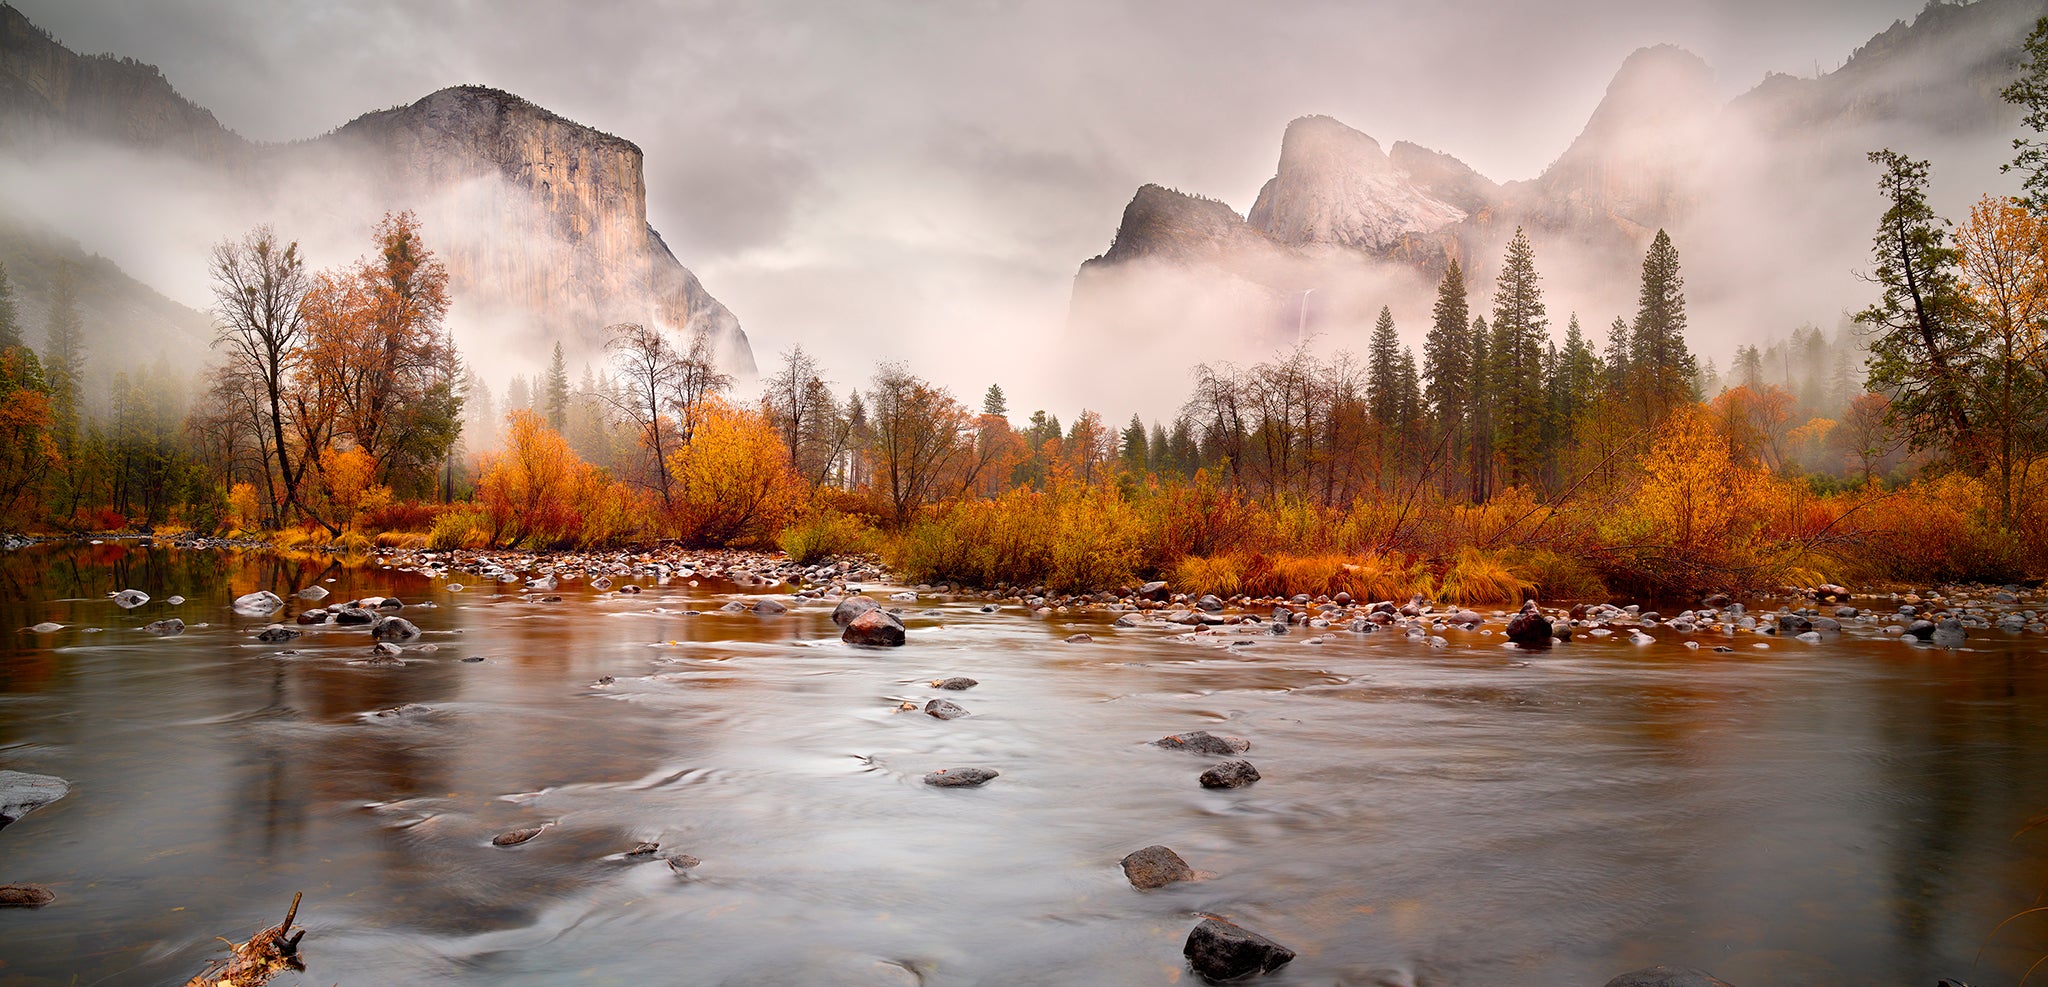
184, 891, 306, 987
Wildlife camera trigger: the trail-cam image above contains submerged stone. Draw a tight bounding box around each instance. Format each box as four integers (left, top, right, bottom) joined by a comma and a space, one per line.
1120, 844, 1195, 889
1183, 917, 1295, 981
923, 767, 999, 787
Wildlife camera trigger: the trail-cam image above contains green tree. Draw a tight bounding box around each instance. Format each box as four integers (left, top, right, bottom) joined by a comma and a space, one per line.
1489, 229, 1549, 488
1365, 305, 1402, 428
982, 383, 1008, 419
1120, 413, 1149, 474
2000, 15, 2048, 211
1853, 150, 1975, 459
0, 262, 21, 350
543, 341, 570, 431
1422, 258, 1472, 497
1627, 229, 1697, 424
1467, 314, 1492, 500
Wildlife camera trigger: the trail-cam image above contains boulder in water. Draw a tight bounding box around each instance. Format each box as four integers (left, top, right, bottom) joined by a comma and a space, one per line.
1199, 760, 1261, 789
0, 770, 70, 827
256, 625, 300, 643
833, 595, 881, 628
923, 767, 998, 787
370, 616, 421, 642
1155, 731, 1251, 756
233, 591, 284, 616
1120, 844, 1195, 889
1183, 917, 1295, 981
142, 618, 185, 636
925, 698, 969, 720
113, 589, 149, 609
1602, 967, 1736, 987
930, 676, 978, 690
296, 585, 329, 601
842, 609, 905, 647
1505, 603, 1554, 646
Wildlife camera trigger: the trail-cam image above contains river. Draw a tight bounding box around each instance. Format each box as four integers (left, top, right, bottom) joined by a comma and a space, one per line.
2, 542, 2046, 986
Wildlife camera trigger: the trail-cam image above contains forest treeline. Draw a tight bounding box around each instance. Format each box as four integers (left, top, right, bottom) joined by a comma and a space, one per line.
5, 23, 2048, 599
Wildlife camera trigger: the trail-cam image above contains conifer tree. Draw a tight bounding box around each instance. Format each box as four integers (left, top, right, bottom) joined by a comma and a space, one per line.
0, 262, 20, 350
543, 341, 571, 432
1855, 149, 1974, 457
1121, 414, 1149, 473
1366, 305, 1402, 429
1394, 346, 1423, 465
1489, 228, 1549, 488
982, 383, 1008, 419
43, 265, 83, 451
1422, 259, 1471, 496
1603, 316, 1631, 395
1467, 314, 1492, 501
1626, 229, 1697, 423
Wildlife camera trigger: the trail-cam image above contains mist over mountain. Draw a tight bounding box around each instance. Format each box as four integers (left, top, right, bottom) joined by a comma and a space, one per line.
0, 3, 753, 386
1070, 0, 2043, 413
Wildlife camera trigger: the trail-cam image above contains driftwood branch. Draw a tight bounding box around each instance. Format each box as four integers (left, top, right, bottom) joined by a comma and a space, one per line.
185, 891, 307, 987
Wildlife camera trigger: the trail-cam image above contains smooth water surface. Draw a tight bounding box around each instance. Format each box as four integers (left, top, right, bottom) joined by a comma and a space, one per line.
2, 542, 2047, 986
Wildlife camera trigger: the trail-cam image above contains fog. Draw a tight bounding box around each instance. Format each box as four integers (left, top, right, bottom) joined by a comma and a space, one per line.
7, 0, 2021, 426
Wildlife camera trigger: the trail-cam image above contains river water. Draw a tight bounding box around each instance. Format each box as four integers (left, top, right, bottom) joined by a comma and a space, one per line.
2, 542, 2046, 986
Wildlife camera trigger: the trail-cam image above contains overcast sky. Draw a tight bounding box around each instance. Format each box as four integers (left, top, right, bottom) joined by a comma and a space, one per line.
12, 0, 1931, 414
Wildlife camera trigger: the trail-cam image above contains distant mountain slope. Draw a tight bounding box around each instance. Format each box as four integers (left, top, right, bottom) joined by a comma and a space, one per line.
0, 4, 753, 375
0, 212, 214, 366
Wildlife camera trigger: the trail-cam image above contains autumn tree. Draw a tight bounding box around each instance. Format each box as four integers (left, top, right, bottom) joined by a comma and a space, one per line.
1952, 194, 2048, 530
0, 346, 53, 526
219, 226, 321, 526
0, 261, 20, 350
604, 322, 682, 506
668, 326, 733, 447
866, 362, 971, 526
1856, 150, 1975, 460
667, 397, 801, 546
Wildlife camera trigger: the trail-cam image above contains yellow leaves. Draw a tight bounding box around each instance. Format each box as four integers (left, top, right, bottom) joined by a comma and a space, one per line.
227, 482, 262, 531
316, 445, 391, 528
477, 410, 653, 548
665, 397, 801, 548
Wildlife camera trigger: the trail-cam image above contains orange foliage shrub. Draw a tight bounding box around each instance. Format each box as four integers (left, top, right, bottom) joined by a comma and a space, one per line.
666, 398, 802, 547
477, 410, 652, 548
227, 482, 262, 531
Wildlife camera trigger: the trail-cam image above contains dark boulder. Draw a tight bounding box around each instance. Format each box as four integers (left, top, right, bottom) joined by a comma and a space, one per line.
256, 625, 300, 643
1138, 580, 1170, 600
1155, 731, 1251, 756
930, 676, 978, 690
0, 884, 55, 907
1199, 760, 1260, 789
1905, 619, 1937, 641
1120, 844, 1195, 889
832, 595, 881, 628
142, 618, 186, 636
1602, 966, 1735, 987
922, 767, 998, 787
1505, 604, 1554, 647
754, 598, 788, 615
491, 826, 546, 847
295, 608, 329, 625
1932, 617, 1967, 648
333, 607, 375, 626
371, 616, 421, 642
1183, 917, 1295, 982
1196, 594, 1226, 613
925, 698, 969, 720
843, 609, 906, 647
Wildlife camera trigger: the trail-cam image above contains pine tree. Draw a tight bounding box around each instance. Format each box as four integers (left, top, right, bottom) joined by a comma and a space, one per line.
1467, 314, 1492, 501
1603, 316, 1631, 395
543, 342, 571, 431
1121, 414, 1149, 473
982, 383, 1008, 419
0, 262, 21, 350
1147, 421, 1170, 474
1489, 229, 1549, 488
1422, 259, 1472, 497
1855, 149, 1974, 457
1394, 346, 1423, 463
2001, 15, 2048, 210
1626, 229, 1696, 424
43, 265, 84, 452
1365, 305, 1402, 428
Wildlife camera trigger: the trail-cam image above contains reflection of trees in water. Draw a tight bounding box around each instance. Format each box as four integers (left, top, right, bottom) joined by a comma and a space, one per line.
1873, 650, 2048, 983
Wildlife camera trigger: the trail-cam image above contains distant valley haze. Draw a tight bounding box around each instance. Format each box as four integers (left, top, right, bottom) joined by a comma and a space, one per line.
0, 0, 2029, 424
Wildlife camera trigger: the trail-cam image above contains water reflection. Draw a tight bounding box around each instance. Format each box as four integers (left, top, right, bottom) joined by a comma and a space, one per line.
0, 542, 2045, 986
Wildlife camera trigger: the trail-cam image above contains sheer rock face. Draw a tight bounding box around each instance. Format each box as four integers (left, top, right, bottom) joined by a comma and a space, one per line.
324, 87, 753, 373
0, 12, 752, 374
1247, 115, 1468, 253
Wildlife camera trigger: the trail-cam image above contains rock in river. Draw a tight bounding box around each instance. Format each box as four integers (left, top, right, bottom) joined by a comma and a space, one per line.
843, 609, 905, 647
0, 885, 55, 907
296, 585, 330, 601
333, 606, 376, 626
1199, 760, 1261, 789
0, 770, 70, 827
923, 767, 998, 787
930, 676, 978, 690
1155, 731, 1251, 756
1120, 844, 1195, 889
1932, 617, 1967, 649
492, 825, 547, 847
371, 616, 421, 642
142, 618, 185, 636
1603, 967, 1736, 987
925, 698, 968, 720
256, 625, 300, 643
1183, 917, 1296, 981
833, 595, 881, 628
1505, 603, 1554, 647
232, 590, 284, 616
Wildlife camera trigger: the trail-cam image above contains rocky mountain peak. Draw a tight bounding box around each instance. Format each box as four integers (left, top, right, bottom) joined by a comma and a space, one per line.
1247, 114, 1466, 253
1090, 184, 1273, 267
